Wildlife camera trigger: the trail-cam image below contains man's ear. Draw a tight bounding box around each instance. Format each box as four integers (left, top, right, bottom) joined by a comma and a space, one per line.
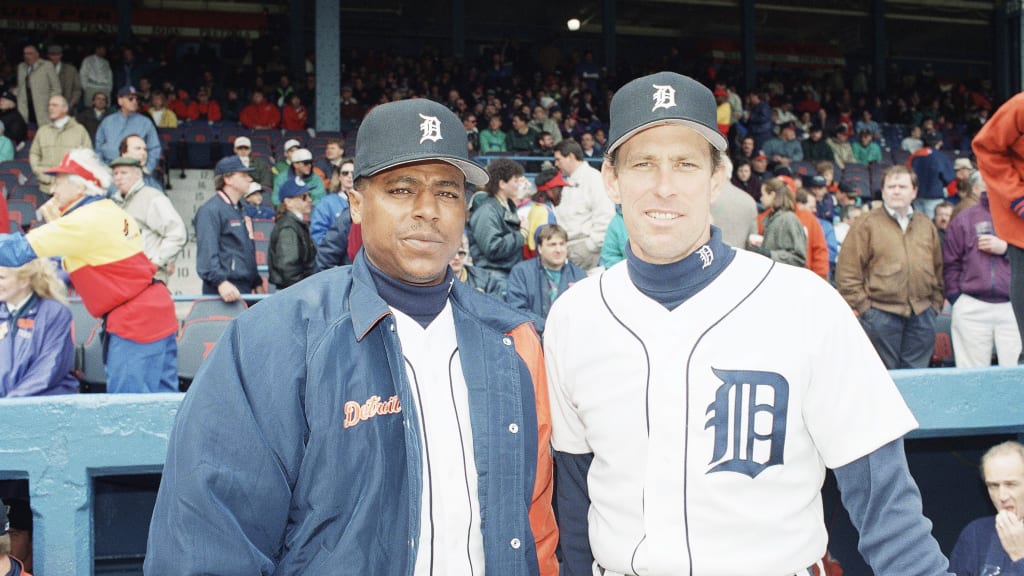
602, 160, 620, 204
349, 187, 363, 224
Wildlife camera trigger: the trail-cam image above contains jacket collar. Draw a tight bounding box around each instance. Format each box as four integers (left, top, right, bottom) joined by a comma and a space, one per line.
350, 250, 395, 341
350, 249, 528, 341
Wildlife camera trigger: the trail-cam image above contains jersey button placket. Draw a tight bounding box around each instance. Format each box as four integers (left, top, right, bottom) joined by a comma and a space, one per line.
508, 423, 519, 434
510, 537, 521, 549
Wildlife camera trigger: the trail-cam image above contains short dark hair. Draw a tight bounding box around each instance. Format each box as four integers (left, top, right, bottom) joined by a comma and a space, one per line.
326, 138, 344, 149
118, 134, 144, 155
485, 158, 525, 195
512, 112, 529, 124
554, 139, 583, 161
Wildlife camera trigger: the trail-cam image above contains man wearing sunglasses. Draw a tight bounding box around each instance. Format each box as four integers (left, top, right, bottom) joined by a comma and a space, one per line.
310, 156, 354, 245
232, 136, 272, 190
272, 147, 326, 206
94, 85, 160, 174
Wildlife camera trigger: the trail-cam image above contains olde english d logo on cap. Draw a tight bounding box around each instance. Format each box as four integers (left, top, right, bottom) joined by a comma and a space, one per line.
419, 114, 443, 143
652, 84, 677, 111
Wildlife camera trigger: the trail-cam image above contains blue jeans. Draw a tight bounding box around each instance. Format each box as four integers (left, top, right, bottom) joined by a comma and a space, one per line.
859, 307, 936, 369
912, 198, 944, 220
105, 333, 179, 393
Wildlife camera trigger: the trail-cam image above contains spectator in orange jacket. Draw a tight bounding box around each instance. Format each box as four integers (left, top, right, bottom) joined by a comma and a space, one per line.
240, 90, 280, 130
281, 94, 308, 131
973, 92, 1024, 364
185, 87, 222, 123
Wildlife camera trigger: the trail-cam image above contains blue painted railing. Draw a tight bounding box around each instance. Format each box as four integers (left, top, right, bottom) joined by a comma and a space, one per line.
0, 366, 1022, 574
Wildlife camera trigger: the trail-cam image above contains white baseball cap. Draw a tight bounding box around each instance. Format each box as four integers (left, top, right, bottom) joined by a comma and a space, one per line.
283, 139, 301, 152
234, 136, 252, 149
291, 149, 313, 163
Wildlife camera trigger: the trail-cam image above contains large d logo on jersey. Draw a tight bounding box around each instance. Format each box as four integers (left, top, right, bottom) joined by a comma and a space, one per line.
704, 368, 789, 478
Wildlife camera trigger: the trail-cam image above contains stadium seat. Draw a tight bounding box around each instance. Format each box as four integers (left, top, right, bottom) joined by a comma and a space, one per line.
77, 322, 107, 391
1, 159, 32, 179
68, 300, 100, 347
931, 313, 955, 367
7, 200, 36, 228
177, 317, 232, 388
183, 125, 215, 168
9, 185, 46, 208
791, 160, 814, 177
251, 219, 274, 241
254, 238, 269, 266
891, 149, 910, 166
182, 298, 247, 324
0, 173, 19, 195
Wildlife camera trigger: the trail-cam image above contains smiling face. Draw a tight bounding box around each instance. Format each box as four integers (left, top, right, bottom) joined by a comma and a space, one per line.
350, 161, 466, 286
603, 124, 725, 265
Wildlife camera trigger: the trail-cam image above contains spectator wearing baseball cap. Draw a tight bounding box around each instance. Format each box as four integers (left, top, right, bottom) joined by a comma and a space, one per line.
0, 91, 28, 146
94, 84, 161, 174
268, 177, 316, 290
0, 148, 179, 393
827, 123, 856, 169
243, 181, 274, 220
148, 97, 558, 575
271, 138, 303, 178
272, 147, 327, 206
192, 155, 262, 301
233, 136, 273, 190
110, 156, 187, 283
801, 123, 835, 163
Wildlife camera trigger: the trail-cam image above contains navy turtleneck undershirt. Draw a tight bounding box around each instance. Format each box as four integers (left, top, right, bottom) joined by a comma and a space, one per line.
363, 251, 454, 328
625, 225, 736, 310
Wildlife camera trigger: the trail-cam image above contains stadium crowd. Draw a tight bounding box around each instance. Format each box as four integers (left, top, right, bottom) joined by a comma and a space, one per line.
0, 32, 1020, 401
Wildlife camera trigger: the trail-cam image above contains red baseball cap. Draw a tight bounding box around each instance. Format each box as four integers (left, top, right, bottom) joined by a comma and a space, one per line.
537, 172, 569, 192
45, 153, 103, 188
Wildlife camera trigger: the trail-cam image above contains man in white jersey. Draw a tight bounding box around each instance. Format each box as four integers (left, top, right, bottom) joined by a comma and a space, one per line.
146, 98, 558, 575
544, 71, 951, 576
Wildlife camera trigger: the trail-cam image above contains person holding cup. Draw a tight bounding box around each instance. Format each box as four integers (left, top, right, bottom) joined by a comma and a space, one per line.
942, 176, 1021, 367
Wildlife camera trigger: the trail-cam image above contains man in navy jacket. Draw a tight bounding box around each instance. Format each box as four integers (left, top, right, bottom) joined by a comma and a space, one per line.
146, 98, 559, 575
507, 223, 586, 334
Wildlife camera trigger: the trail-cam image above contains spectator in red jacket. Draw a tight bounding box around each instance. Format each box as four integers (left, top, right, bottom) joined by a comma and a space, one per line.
166, 88, 191, 120
281, 94, 308, 131
186, 87, 222, 123
240, 90, 280, 130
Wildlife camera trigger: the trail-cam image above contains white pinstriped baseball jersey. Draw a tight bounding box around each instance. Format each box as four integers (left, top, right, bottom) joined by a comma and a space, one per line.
545, 250, 917, 576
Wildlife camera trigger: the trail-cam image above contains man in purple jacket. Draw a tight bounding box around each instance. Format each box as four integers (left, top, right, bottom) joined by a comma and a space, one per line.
942, 188, 1022, 367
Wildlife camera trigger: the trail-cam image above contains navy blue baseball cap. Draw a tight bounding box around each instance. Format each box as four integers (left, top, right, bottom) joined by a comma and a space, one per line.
278, 176, 310, 201
118, 85, 138, 98
606, 71, 727, 155
214, 155, 255, 176
354, 99, 488, 186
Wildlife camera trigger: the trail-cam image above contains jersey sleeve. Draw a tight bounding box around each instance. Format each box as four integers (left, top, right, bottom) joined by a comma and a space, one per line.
801, 281, 918, 468
834, 439, 952, 576
544, 298, 592, 454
